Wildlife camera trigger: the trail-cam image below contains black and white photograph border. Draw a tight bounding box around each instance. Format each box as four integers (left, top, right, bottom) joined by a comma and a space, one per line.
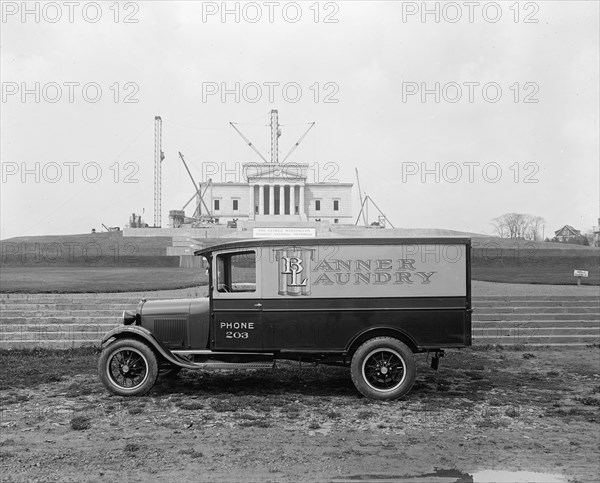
1, 1, 599, 482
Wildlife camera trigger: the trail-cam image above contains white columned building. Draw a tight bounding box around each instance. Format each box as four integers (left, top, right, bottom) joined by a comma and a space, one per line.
176, 110, 353, 226
201, 162, 352, 224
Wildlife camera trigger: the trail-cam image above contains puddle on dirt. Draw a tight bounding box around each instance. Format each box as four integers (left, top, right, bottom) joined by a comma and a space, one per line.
332, 468, 568, 482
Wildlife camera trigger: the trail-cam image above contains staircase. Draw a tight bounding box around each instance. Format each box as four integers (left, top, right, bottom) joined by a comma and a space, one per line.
472, 295, 599, 346
0, 291, 194, 349
1, 293, 598, 349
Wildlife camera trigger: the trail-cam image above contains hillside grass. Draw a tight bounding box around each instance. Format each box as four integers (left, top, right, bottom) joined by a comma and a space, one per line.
471, 245, 599, 285
0, 232, 177, 267
1, 232, 598, 292
0, 267, 207, 293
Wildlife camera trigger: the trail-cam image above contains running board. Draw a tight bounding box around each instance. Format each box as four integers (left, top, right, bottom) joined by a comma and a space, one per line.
172, 350, 274, 356
182, 361, 275, 370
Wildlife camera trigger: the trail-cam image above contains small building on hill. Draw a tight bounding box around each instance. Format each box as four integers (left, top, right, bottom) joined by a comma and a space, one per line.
554, 225, 581, 242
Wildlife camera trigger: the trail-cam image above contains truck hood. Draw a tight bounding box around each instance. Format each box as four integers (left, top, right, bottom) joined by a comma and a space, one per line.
139, 298, 210, 317
140, 298, 194, 317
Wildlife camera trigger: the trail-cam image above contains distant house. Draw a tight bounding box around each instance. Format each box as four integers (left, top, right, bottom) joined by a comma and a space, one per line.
554, 225, 581, 242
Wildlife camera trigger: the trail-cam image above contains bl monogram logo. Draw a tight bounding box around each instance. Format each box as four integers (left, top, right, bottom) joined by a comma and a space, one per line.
281, 256, 307, 287
275, 247, 315, 296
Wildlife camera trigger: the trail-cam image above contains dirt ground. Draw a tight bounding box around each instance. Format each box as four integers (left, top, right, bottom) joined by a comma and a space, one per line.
1, 346, 599, 482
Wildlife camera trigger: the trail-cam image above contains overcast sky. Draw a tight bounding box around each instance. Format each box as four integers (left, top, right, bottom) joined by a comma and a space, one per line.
1, 1, 598, 240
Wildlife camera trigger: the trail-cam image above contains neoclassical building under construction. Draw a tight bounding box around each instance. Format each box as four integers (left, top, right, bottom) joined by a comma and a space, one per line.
171, 111, 353, 226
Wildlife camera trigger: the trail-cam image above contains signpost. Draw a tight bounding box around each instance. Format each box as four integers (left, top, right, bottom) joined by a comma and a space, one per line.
573, 270, 589, 286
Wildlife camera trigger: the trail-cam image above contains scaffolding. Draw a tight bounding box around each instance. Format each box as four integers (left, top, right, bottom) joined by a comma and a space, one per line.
154, 116, 164, 227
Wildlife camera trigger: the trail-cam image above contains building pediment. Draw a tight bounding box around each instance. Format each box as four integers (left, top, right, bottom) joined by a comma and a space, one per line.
244, 162, 308, 184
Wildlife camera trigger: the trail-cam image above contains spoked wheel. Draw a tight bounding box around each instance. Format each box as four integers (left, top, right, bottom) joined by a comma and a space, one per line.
98, 339, 158, 396
351, 337, 416, 400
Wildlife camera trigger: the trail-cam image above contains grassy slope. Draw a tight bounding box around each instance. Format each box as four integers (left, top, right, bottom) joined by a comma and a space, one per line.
0, 232, 198, 292
0, 267, 207, 293
0, 232, 178, 267
1, 233, 598, 292
470, 237, 599, 285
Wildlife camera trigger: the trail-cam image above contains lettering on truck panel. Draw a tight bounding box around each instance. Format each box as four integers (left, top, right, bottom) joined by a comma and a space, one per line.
285, 255, 439, 287
219, 322, 255, 340
219, 322, 255, 330
313, 270, 437, 285
270, 245, 466, 297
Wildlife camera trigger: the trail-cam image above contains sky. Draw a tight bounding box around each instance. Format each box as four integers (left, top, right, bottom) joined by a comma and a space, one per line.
1, 0, 599, 240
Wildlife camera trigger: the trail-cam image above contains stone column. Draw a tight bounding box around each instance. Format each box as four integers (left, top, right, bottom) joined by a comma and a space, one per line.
248, 185, 254, 218
290, 184, 296, 216
279, 185, 284, 216
299, 185, 305, 217
269, 185, 274, 216
258, 184, 264, 215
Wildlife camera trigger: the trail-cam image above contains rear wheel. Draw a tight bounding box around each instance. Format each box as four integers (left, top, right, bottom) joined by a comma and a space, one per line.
98, 339, 159, 396
350, 337, 416, 400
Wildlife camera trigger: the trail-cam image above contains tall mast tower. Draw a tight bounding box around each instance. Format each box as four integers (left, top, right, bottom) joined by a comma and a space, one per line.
270, 109, 280, 163
154, 116, 164, 227
231, 110, 313, 164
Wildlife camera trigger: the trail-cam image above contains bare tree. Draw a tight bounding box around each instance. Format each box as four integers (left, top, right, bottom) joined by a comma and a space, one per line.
526, 215, 545, 241
492, 213, 546, 240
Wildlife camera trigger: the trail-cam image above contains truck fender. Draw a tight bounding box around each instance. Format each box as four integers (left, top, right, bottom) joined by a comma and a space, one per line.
100, 326, 199, 369
346, 326, 419, 354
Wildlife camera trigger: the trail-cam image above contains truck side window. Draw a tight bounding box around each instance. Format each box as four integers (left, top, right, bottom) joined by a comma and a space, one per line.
216, 251, 256, 293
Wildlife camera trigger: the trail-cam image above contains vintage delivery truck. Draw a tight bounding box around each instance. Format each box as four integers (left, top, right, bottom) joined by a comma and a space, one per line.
98, 237, 471, 400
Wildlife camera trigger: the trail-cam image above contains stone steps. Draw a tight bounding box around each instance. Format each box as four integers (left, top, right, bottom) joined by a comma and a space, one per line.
471, 334, 600, 345
473, 326, 600, 337
1, 310, 125, 318
1, 301, 596, 310
474, 313, 599, 321
0, 294, 598, 348
0, 316, 121, 324
2, 310, 597, 320
0, 303, 136, 310
0, 340, 107, 349
1, 319, 597, 329
472, 296, 598, 301
1, 325, 119, 341
474, 306, 599, 314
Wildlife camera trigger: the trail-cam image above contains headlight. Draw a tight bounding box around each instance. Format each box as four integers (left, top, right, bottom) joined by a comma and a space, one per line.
122, 310, 137, 325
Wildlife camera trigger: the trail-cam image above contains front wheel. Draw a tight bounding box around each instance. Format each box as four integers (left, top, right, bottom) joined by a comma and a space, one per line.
98, 339, 159, 396
350, 337, 416, 400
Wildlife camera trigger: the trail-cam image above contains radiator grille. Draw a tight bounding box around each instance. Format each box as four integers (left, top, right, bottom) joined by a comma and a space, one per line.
154, 318, 187, 347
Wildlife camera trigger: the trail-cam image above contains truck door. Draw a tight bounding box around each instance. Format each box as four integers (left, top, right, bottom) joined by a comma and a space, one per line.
211, 250, 263, 350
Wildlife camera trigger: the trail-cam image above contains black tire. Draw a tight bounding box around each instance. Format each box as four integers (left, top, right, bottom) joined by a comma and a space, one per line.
98, 339, 159, 396
350, 337, 416, 400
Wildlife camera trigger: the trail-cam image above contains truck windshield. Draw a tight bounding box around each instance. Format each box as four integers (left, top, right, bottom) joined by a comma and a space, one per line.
216, 251, 256, 293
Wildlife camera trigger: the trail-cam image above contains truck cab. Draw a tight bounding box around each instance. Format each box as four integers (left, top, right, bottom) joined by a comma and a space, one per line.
98, 237, 471, 400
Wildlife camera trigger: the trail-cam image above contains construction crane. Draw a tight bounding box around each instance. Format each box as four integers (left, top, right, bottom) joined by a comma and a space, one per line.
154, 116, 165, 228
354, 168, 395, 228
230, 110, 315, 164
282, 121, 315, 163
101, 223, 120, 232
355, 168, 367, 226
178, 151, 213, 223
229, 122, 268, 163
